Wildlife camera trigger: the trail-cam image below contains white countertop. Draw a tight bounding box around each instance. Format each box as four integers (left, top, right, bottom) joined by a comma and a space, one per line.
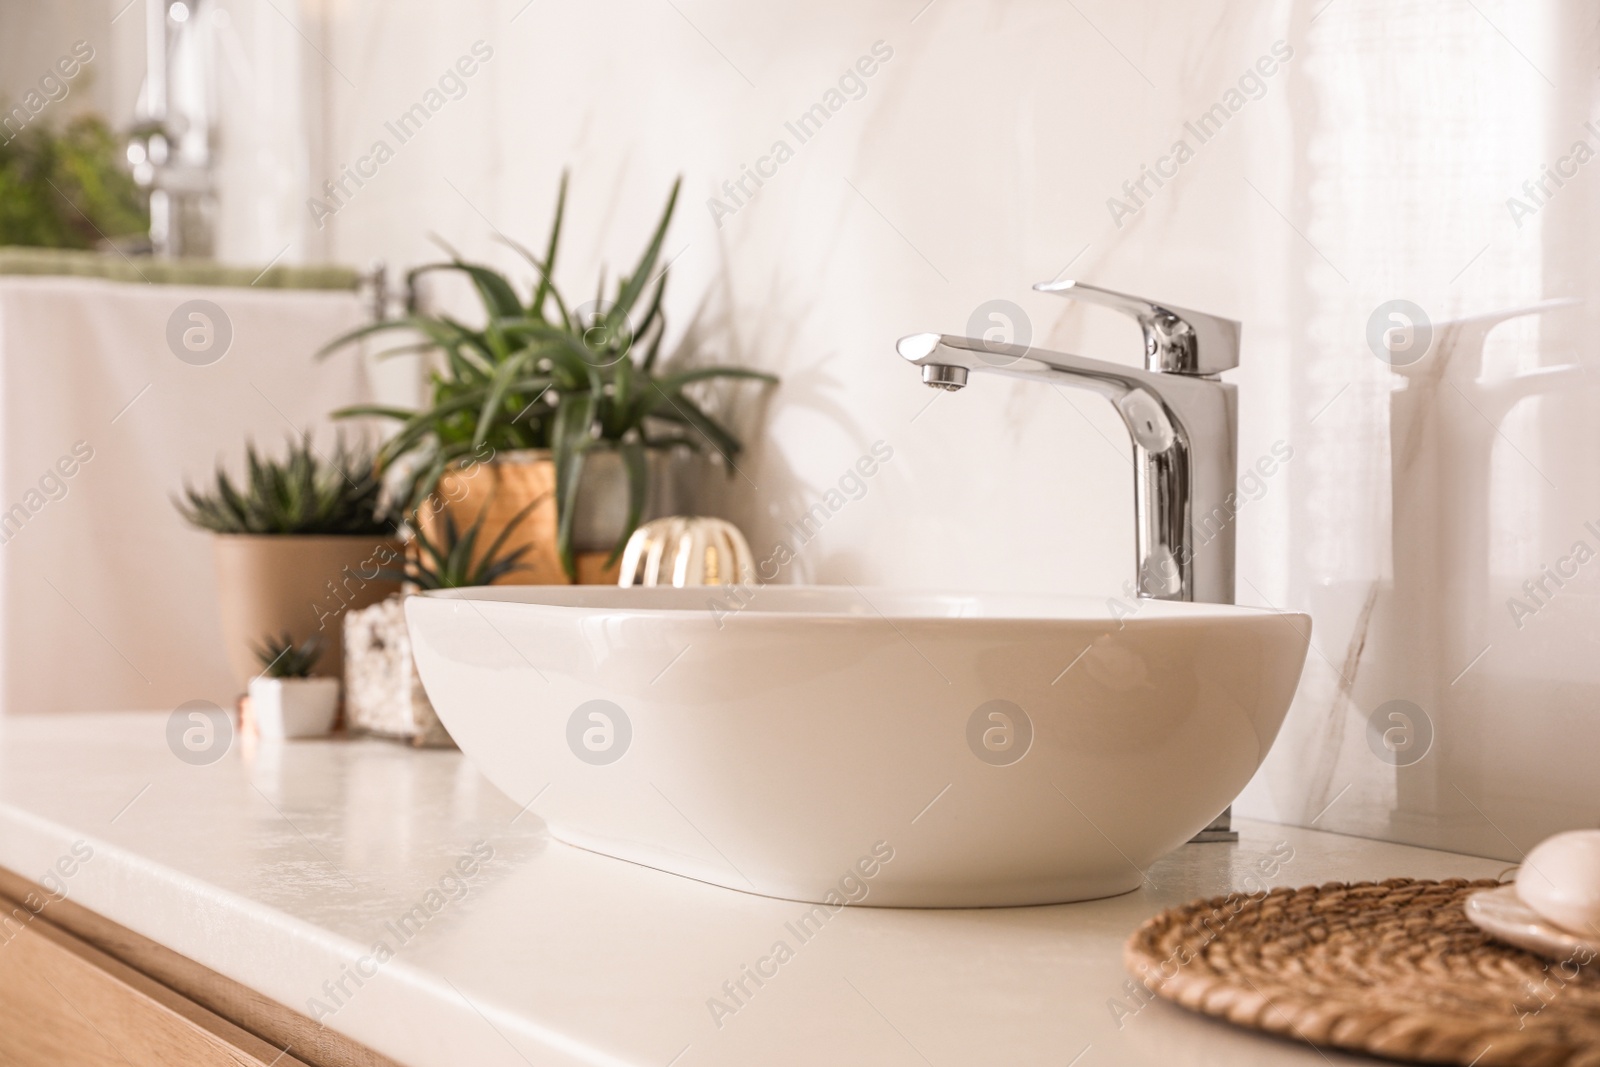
0, 713, 1505, 1067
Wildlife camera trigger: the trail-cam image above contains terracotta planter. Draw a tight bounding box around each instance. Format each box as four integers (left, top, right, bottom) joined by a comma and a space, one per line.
426, 449, 684, 586
212, 534, 402, 687
425, 453, 564, 585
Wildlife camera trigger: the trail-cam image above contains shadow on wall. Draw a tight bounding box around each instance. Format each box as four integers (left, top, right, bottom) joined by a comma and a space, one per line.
680, 260, 890, 588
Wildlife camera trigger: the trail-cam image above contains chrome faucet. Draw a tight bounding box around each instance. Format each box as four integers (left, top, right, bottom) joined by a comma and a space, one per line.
898, 279, 1243, 840
899, 280, 1240, 605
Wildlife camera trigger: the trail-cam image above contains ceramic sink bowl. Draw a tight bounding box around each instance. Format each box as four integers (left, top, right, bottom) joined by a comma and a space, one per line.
406, 586, 1310, 907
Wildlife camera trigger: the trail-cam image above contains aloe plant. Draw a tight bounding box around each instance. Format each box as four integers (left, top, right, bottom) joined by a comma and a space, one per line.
253, 632, 325, 678
175, 436, 395, 535
385, 497, 542, 590
317, 173, 776, 576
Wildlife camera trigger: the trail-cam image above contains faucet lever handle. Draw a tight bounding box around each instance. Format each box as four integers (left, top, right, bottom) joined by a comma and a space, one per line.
1033, 279, 1241, 376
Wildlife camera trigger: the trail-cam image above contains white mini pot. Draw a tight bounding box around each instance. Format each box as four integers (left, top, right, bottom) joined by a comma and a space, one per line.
249, 676, 341, 740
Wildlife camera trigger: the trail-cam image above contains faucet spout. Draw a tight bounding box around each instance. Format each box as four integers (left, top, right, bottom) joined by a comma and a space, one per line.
897, 329, 1238, 605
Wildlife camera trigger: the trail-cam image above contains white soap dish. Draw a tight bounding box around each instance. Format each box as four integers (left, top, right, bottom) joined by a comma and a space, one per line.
1464, 884, 1600, 962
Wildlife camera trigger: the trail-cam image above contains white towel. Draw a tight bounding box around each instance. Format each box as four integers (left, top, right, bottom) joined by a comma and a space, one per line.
0, 274, 385, 715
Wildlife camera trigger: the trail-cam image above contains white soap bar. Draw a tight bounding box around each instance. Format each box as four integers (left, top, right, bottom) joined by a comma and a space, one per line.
1516, 830, 1600, 938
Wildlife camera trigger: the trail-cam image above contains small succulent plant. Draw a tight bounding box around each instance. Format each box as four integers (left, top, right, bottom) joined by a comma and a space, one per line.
176, 436, 396, 536
386, 496, 544, 590
253, 632, 325, 678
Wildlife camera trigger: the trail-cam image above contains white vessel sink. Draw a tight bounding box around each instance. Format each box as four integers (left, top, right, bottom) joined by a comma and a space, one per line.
407, 586, 1310, 907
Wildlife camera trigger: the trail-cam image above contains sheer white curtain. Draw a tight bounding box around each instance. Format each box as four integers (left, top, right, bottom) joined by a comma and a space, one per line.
1237, 0, 1600, 859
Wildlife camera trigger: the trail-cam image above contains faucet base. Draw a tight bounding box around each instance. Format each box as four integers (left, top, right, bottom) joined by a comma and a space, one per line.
1188, 806, 1238, 843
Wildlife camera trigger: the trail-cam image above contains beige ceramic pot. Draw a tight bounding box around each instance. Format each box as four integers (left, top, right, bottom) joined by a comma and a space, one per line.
212, 534, 402, 687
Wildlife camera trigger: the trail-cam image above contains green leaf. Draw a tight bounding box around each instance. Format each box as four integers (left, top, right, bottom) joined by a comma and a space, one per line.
252, 631, 325, 677
551, 391, 596, 578
426, 316, 496, 379
330, 404, 420, 423
362, 391, 496, 465
413, 512, 451, 573
411, 261, 523, 320
630, 272, 667, 371
371, 342, 443, 361
610, 439, 648, 566
447, 502, 483, 582
609, 352, 634, 436
494, 318, 593, 363
314, 316, 420, 360
532, 172, 567, 321
554, 448, 585, 580
635, 270, 666, 338
407, 451, 451, 510
641, 315, 667, 372
493, 232, 551, 312
609, 177, 680, 330
648, 387, 742, 459
478, 496, 545, 582
472, 349, 536, 450
639, 431, 703, 451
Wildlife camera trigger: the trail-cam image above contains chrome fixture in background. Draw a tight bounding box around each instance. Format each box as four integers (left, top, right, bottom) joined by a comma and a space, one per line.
899, 280, 1243, 840
357, 261, 429, 323
130, 0, 218, 257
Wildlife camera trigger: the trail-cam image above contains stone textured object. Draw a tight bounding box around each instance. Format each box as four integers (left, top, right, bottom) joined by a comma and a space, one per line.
343, 595, 453, 748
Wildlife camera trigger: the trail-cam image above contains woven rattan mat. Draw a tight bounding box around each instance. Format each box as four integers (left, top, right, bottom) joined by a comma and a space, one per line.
1125, 878, 1600, 1066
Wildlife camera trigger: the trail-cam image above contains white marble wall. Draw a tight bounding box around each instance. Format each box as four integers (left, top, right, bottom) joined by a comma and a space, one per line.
303, 0, 1305, 598
265, 0, 1600, 860
17, 0, 1600, 860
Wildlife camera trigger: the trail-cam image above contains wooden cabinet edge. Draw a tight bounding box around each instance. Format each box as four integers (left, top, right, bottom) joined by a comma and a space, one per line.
0, 903, 310, 1066
0, 867, 403, 1067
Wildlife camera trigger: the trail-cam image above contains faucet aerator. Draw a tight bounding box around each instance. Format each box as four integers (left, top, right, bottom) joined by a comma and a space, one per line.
922, 364, 969, 391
